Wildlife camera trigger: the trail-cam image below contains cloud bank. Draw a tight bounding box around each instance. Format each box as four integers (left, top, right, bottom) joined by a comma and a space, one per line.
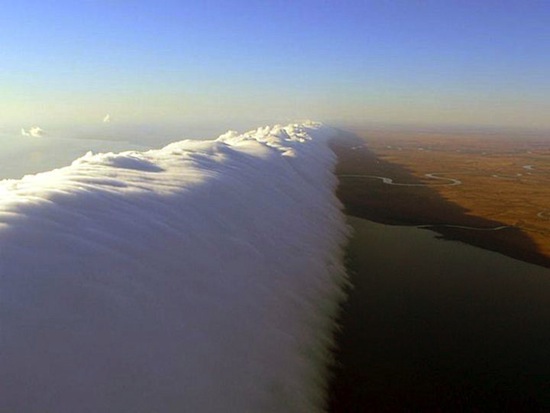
0, 123, 348, 412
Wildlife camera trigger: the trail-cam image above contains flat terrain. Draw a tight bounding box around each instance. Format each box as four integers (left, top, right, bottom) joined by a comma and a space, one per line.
331, 127, 550, 267
328, 128, 550, 411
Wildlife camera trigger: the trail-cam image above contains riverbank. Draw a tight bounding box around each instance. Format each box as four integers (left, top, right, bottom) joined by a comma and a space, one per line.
329, 217, 550, 411
330, 129, 550, 267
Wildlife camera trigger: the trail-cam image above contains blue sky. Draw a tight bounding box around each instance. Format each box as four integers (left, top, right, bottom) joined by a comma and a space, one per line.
2, 0, 549, 130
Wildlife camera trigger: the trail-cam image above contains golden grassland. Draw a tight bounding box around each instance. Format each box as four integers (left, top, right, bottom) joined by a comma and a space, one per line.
332, 128, 550, 267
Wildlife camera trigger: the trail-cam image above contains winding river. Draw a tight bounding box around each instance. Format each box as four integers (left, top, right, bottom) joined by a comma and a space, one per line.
340, 169, 549, 224
417, 224, 510, 231
338, 173, 462, 186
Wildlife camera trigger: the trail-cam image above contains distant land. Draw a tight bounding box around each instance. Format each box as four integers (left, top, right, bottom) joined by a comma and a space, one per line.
331, 126, 550, 268
328, 126, 550, 411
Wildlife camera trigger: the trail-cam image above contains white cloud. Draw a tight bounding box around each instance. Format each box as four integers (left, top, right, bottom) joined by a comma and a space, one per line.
21, 126, 45, 137
0, 123, 348, 412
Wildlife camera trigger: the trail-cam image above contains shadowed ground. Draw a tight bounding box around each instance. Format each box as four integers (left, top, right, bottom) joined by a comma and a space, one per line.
330, 130, 550, 268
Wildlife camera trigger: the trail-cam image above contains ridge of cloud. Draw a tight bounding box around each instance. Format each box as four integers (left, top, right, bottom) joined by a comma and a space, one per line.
0, 122, 348, 413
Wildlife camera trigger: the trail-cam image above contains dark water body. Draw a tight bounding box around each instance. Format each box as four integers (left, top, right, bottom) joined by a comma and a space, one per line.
329, 217, 550, 412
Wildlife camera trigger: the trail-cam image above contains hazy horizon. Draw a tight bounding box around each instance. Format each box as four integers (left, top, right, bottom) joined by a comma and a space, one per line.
2, 1, 550, 132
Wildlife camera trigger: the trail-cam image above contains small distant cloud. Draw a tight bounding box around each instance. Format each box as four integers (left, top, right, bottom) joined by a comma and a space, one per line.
21, 126, 45, 137
103, 114, 111, 123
